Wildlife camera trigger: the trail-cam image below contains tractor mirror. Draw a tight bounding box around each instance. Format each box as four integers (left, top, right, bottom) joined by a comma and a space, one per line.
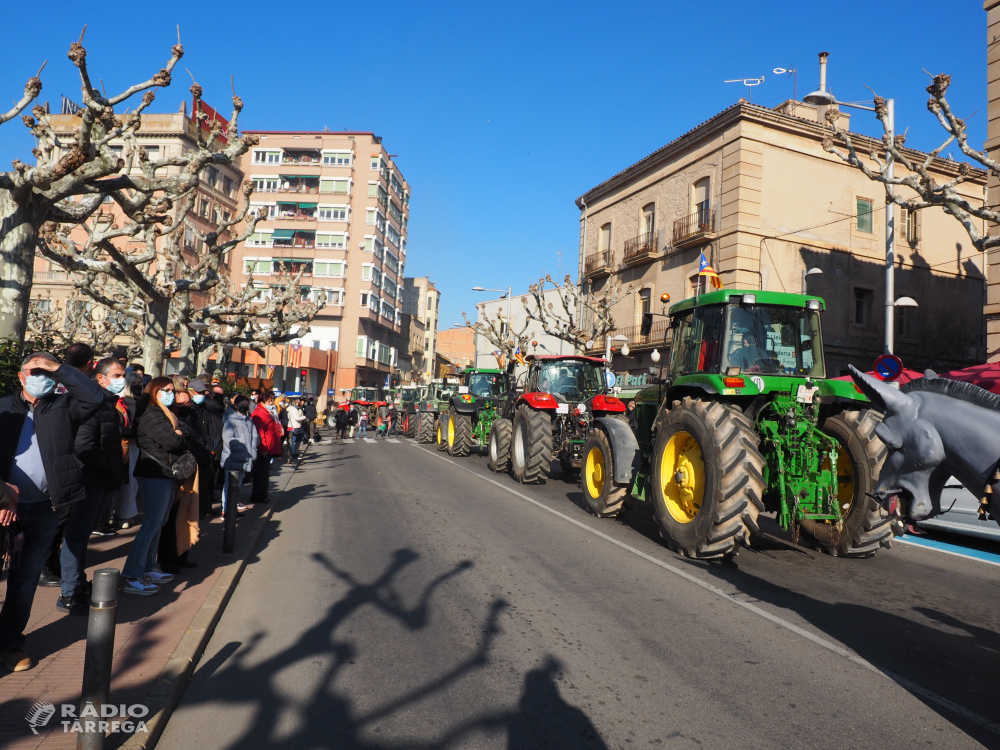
640, 312, 653, 336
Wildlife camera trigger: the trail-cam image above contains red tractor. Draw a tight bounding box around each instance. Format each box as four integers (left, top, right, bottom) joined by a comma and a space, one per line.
339, 386, 389, 427
488, 355, 630, 483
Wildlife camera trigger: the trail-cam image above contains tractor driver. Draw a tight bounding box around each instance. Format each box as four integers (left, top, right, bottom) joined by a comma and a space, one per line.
729, 332, 768, 371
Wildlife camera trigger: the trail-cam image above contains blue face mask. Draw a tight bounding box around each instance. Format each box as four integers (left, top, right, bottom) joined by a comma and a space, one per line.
106, 377, 126, 394
157, 390, 175, 407
192, 394, 205, 404
25, 374, 56, 398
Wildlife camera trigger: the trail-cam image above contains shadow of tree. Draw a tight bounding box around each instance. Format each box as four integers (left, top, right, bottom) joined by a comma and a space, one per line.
153, 548, 608, 750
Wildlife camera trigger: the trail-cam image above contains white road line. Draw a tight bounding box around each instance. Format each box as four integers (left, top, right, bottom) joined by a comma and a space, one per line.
363, 438, 377, 444
414, 444, 1000, 737
387, 438, 401, 443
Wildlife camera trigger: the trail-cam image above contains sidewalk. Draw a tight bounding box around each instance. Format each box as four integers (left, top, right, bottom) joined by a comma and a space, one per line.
0, 458, 298, 749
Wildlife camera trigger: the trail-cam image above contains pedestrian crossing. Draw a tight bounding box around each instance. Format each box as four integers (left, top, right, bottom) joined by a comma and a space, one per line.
318, 437, 407, 445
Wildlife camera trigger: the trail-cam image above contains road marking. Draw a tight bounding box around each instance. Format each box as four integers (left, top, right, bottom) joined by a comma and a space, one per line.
895, 535, 1000, 569
363, 438, 377, 444
388, 438, 401, 443
413, 444, 1000, 737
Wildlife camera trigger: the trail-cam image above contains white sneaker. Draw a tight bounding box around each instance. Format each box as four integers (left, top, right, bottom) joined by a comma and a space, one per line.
123, 578, 159, 596
144, 570, 174, 584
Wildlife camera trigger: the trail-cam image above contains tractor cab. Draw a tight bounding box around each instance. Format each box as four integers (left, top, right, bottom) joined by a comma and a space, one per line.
350, 386, 381, 404
464, 369, 507, 401
526, 356, 612, 406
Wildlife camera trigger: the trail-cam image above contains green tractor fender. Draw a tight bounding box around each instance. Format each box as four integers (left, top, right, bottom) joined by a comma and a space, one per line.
450, 395, 479, 415
593, 416, 642, 484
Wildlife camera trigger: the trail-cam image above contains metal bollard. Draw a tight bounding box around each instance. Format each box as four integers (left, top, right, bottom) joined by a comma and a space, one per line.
223, 471, 238, 554
77, 568, 119, 750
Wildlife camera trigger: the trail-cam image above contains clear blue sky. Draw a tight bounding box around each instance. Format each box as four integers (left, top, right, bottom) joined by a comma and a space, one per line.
0, 1, 987, 329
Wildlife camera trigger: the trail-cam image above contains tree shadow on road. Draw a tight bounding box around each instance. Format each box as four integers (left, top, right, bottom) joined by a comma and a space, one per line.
157, 548, 608, 750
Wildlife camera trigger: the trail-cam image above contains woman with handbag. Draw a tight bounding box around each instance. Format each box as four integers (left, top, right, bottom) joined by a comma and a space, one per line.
122, 377, 191, 596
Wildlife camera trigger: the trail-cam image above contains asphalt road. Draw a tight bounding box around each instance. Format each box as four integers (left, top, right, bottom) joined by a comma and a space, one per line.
158, 437, 1000, 749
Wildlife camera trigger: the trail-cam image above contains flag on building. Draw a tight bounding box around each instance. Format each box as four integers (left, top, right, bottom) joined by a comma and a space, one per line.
514, 345, 525, 367
493, 350, 506, 369
698, 252, 723, 289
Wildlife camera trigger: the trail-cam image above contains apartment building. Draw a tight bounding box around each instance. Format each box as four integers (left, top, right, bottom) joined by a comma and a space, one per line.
577, 99, 987, 377
31, 102, 243, 362
435, 326, 475, 370
403, 277, 440, 382
395, 313, 426, 383
234, 130, 410, 392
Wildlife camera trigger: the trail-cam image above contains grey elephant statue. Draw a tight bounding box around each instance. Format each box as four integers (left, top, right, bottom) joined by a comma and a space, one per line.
849, 364, 1000, 525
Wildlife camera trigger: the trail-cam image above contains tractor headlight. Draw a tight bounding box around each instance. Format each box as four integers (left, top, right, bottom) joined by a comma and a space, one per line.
806, 299, 821, 311
577, 403, 587, 413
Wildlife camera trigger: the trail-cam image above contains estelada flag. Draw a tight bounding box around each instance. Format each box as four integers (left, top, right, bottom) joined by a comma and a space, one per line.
514, 345, 525, 367
698, 252, 723, 289
493, 350, 506, 369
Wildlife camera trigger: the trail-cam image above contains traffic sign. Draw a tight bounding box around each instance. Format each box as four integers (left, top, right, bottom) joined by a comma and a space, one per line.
873, 354, 903, 382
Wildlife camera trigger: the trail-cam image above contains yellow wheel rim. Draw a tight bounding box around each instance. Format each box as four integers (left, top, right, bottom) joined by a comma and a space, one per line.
437, 421, 442, 443
823, 444, 855, 516
660, 431, 705, 523
585, 446, 606, 499
448, 417, 455, 447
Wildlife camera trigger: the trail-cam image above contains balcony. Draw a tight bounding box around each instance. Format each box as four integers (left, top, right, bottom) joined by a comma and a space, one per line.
594, 320, 672, 356
672, 210, 716, 250
584, 253, 612, 278
277, 177, 320, 194
623, 231, 661, 265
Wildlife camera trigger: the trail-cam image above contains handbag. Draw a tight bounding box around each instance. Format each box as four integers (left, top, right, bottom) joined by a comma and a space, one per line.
164, 451, 197, 482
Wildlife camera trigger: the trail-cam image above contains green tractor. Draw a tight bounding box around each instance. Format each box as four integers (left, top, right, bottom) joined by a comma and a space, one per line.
582, 290, 892, 559
438, 369, 509, 457
397, 385, 426, 438
414, 378, 459, 446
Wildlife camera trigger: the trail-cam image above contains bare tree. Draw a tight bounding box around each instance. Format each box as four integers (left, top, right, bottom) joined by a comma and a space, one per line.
460, 307, 531, 364
523, 274, 632, 352
822, 73, 993, 251
27, 290, 138, 353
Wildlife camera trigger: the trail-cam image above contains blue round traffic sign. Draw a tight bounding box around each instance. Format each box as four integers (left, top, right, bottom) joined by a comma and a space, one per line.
873, 354, 903, 382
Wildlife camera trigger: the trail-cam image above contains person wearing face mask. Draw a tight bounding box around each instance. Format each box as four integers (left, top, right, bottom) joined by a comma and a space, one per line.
55, 357, 127, 615
189, 379, 222, 516
123, 378, 187, 596
0, 351, 104, 672
158, 390, 206, 573
221, 394, 256, 519
250, 391, 283, 504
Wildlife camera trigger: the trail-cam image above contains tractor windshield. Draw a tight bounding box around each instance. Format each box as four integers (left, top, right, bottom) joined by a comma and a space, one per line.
723, 305, 824, 377
352, 387, 378, 402
399, 387, 417, 401
468, 372, 504, 398
536, 361, 605, 401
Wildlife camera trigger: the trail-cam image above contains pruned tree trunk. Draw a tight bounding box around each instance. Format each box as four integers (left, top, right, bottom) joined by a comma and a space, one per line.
0, 190, 38, 342
143, 298, 169, 375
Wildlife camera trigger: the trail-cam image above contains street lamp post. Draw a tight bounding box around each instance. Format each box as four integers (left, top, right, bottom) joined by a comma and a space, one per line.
188, 322, 209, 373
472, 285, 513, 362
802, 267, 823, 294
804, 52, 897, 353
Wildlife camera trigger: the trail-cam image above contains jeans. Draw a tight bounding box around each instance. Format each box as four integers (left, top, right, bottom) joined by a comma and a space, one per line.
359, 423, 368, 437
250, 453, 272, 502
59, 486, 107, 599
0, 500, 61, 652
122, 478, 174, 580
290, 429, 302, 457
221, 470, 244, 515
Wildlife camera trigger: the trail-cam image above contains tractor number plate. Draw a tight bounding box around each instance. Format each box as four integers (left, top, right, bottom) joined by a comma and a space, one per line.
796, 385, 818, 403
556, 404, 569, 414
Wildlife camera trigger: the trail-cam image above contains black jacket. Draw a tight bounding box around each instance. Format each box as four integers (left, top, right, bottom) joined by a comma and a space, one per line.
133, 399, 187, 480
196, 396, 225, 454
175, 404, 213, 465
75, 389, 125, 490
304, 402, 317, 421
0, 364, 104, 509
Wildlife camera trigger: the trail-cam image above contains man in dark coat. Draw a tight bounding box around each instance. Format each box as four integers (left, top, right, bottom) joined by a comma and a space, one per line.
190, 379, 223, 515
303, 397, 318, 443
0, 352, 103, 672
57, 356, 125, 615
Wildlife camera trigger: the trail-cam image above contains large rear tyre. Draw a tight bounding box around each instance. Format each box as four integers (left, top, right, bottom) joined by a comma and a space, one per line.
511, 405, 553, 484
803, 409, 893, 557
651, 397, 765, 560
448, 408, 473, 457
581, 428, 628, 518
417, 412, 435, 444
436, 414, 449, 451
488, 419, 512, 473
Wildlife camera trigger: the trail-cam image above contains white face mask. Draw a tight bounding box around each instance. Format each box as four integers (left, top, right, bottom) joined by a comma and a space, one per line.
106, 377, 126, 394
192, 394, 205, 404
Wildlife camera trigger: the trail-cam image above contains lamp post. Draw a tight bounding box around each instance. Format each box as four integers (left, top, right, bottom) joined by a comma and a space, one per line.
804, 51, 897, 353
606, 334, 628, 364
802, 267, 822, 294
472, 285, 512, 359
188, 322, 208, 373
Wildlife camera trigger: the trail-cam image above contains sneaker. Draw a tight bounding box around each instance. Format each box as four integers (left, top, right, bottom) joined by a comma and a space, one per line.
123, 578, 159, 596
91, 523, 117, 537
1, 649, 35, 672
144, 570, 174, 584
56, 596, 89, 616
38, 568, 61, 587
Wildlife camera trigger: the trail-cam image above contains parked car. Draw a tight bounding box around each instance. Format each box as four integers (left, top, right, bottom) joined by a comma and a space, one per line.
915, 477, 1000, 542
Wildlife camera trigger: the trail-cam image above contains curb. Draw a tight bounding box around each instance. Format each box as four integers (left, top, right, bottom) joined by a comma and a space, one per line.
119, 459, 301, 750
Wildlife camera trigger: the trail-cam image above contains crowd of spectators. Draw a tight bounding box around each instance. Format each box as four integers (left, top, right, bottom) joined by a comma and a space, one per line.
0, 344, 320, 674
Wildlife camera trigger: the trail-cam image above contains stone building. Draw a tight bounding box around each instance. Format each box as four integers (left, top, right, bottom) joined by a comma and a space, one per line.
985, 0, 1000, 359
435, 326, 475, 371
576, 99, 987, 377
403, 277, 440, 381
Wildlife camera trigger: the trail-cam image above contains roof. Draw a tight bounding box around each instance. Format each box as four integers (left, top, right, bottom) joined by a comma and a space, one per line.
466, 368, 503, 374
668, 289, 826, 315
245, 130, 376, 136
527, 355, 608, 364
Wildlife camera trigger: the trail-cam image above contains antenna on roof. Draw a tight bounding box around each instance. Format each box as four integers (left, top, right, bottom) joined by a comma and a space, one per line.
773, 67, 798, 101
724, 74, 765, 103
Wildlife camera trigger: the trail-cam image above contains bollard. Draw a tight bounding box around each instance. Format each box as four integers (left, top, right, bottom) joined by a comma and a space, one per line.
77, 568, 119, 750
223, 471, 238, 554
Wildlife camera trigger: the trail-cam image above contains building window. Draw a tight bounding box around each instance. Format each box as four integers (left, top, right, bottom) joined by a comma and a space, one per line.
252, 150, 282, 165
144, 145, 160, 160
357, 336, 368, 357
427, 296, 433, 310
642, 204, 655, 236
693, 178, 710, 225
223, 176, 233, 195
896, 305, 915, 338
316, 233, 346, 249
319, 206, 347, 221
322, 151, 352, 166
639, 288, 651, 315
599, 223, 611, 260
360, 292, 369, 308
319, 179, 350, 194
853, 287, 874, 328
253, 177, 279, 193
313, 261, 344, 277
905, 207, 921, 244
856, 198, 874, 233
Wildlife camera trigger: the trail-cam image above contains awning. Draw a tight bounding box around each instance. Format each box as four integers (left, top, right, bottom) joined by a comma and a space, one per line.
298, 202, 317, 209
271, 229, 295, 239
279, 175, 301, 180
276, 201, 297, 206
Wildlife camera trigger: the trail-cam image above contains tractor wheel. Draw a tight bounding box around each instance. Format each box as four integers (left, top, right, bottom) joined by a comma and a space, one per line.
511, 405, 553, 483
488, 418, 512, 473
436, 414, 449, 451
405, 412, 416, 438
417, 412, 435, 444
581, 428, 628, 518
448, 408, 473, 457
651, 397, 765, 560
803, 409, 893, 557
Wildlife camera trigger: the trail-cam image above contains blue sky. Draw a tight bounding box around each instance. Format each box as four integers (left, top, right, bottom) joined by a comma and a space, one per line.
0, 1, 987, 329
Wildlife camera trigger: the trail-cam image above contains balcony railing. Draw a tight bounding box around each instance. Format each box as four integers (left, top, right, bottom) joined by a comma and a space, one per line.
33, 271, 69, 281
278, 184, 319, 194
672, 210, 716, 249
593, 320, 672, 356
584, 253, 612, 277
623, 231, 660, 263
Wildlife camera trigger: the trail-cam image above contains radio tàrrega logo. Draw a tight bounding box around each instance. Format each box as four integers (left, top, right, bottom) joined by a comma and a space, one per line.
25, 702, 56, 734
